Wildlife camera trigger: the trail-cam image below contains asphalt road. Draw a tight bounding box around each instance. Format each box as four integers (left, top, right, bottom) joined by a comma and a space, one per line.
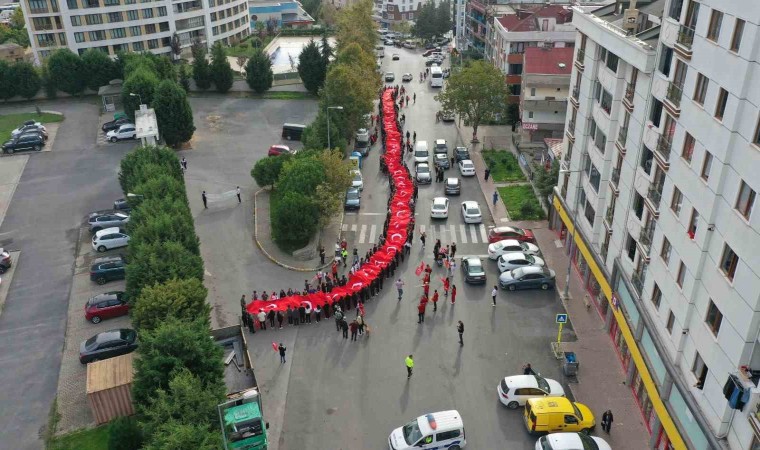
0, 99, 133, 449
238, 48, 575, 450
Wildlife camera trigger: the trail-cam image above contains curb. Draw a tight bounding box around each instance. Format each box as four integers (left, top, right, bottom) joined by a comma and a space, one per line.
253, 187, 340, 273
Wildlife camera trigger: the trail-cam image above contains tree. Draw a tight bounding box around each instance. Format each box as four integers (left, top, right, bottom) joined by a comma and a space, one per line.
191, 46, 212, 90
125, 240, 204, 302
435, 61, 509, 141
11, 61, 41, 99
335, 0, 375, 54
301, 110, 346, 152
254, 21, 266, 38
107, 417, 143, 450
40, 61, 56, 98
319, 2, 338, 27
128, 210, 200, 255
152, 79, 195, 147
245, 48, 273, 94
119, 145, 184, 194
322, 63, 376, 139
390, 20, 412, 36
9, 7, 24, 30
81, 49, 117, 92
210, 42, 234, 93
153, 56, 176, 82
142, 422, 221, 450
412, 2, 437, 42
0, 60, 13, 100
301, 0, 321, 20
320, 33, 333, 68
297, 40, 325, 95
132, 318, 223, 407
131, 173, 187, 204
277, 157, 326, 196
47, 49, 86, 95
313, 150, 353, 225
132, 278, 209, 330
271, 191, 320, 249
122, 67, 159, 121
506, 103, 520, 129
170, 32, 182, 61
251, 154, 290, 188
178, 64, 191, 92
534, 159, 559, 201
435, 0, 452, 37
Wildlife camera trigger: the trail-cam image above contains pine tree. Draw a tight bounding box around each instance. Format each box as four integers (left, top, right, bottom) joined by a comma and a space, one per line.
209, 42, 234, 93
178, 64, 191, 93
320, 33, 333, 69
152, 80, 195, 147
245, 49, 273, 94
191, 44, 212, 91
297, 40, 325, 95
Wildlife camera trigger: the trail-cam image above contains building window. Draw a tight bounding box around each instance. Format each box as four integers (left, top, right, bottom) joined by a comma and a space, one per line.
693, 73, 708, 105
104, 0, 119, 5
84, 13, 102, 25
142, 7, 153, 18
658, 45, 672, 77
666, 310, 675, 334
74, 32, 85, 42
730, 19, 745, 52
145, 23, 155, 33
67, 0, 78, 9
530, 87, 535, 97
688, 208, 699, 239
754, 115, 760, 146
640, 146, 653, 174
633, 193, 644, 219
130, 25, 141, 36
70, 15, 81, 25
705, 300, 723, 336
600, 48, 618, 73
681, 133, 694, 163
584, 199, 595, 226
671, 187, 683, 216
58, 32, 66, 45
735, 181, 756, 220
700, 151, 713, 181
528, 111, 533, 119
110, 27, 126, 38
133, 41, 144, 51
720, 244, 738, 281
589, 119, 606, 154
660, 237, 671, 264
148, 38, 158, 49
583, 158, 600, 192
158, 5, 166, 16
714, 88, 728, 120
706, 9, 723, 42
692, 352, 708, 389
88, 30, 106, 41
626, 233, 636, 261
600, 89, 612, 114
651, 283, 662, 308
650, 98, 663, 127
107, 11, 123, 22
676, 261, 686, 287
127, 9, 138, 20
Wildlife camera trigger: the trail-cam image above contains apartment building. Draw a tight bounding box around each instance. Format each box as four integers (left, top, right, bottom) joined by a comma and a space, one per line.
377, 0, 443, 26
21, 0, 249, 64
520, 46, 573, 142
463, 0, 513, 56
552, 0, 760, 448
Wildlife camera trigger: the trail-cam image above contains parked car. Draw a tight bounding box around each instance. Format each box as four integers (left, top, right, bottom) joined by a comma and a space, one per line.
384, 39, 395, 46
462, 257, 486, 284
90, 255, 127, 285
101, 117, 131, 133
351, 169, 364, 191
461, 201, 482, 224
88, 210, 130, 233
454, 146, 470, 162
413, 141, 429, 164
0, 248, 12, 274
425, 57, 438, 66
402, 41, 415, 49
92, 227, 130, 252
444, 177, 461, 195
441, 111, 455, 122
497, 252, 546, 273
402, 73, 413, 82
392, 53, 400, 60
106, 124, 137, 142
415, 163, 432, 184
79, 328, 138, 364
458, 159, 476, 176
344, 187, 361, 210
3, 133, 44, 154
434, 153, 450, 170
536, 433, 611, 450
12, 123, 47, 140
433, 139, 448, 155
487, 239, 541, 259
499, 266, 556, 291
498, 374, 566, 409
268, 144, 295, 156
113, 198, 131, 212
85, 291, 129, 324
430, 197, 449, 219
488, 225, 536, 243
385, 72, 395, 82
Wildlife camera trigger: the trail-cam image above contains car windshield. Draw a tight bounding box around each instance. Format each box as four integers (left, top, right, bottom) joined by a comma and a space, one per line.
120, 329, 137, 343
534, 375, 550, 392
229, 417, 264, 441
433, 204, 446, 210
353, 173, 361, 182
511, 267, 525, 278
577, 433, 599, 450
520, 242, 529, 251
402, 420, 423, 445
466, 208, 479, 215
572, 403, 583, 421
469, 261, 483, 273
415, 150, 428, 157
538, 436, 552, 450
418, 166, 429, 173
346, 191, 359, 200
526, 255, 535, 264
84, 335, 98, 349
462, 162, 473, 168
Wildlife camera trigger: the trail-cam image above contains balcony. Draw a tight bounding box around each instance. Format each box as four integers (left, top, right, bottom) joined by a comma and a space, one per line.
575, 48, 585, 71
570, 86, 580, 108
604, 205, 615, 228
609, 167, 620, 196
646, 185, 662, 217
601, 241, 609, 261
623, 82, 634, 112
631, 267, 646, 295
638, 222, 655, 256
664, 82, 682, 117
566, 120, 575, 141
655, 134, 672, 170
675, 25, 694, 59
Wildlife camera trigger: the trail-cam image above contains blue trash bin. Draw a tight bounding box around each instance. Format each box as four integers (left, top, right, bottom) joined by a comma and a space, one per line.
563, 351, 579, 376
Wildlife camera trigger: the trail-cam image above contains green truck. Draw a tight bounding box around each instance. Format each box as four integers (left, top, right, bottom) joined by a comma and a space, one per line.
219, 387, 269, 450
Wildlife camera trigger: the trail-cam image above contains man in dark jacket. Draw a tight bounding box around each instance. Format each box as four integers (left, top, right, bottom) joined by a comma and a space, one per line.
278, 343, 287, 363
298, 305, 306, 323
267, 309, 275, 327
602, 410, 614, 433
457, 321, 464, 345
340, 318, 349, 339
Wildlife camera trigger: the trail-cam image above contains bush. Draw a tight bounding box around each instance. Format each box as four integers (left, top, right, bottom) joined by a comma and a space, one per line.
152, 80, 195, 147
125, 240, 204, 302
119, 146, 184, 195
81, 49, 118, 92
271, 191, 320, 250
277, 157, 326, 196
132, 278, 209, 330
11, 62, 42, 99
107, 417, 143, 450
47, 49, 86, 95
128, 211, 200, 255
245, 48, 273, 94
251, 154, 290, 188
121, 67, 159, 121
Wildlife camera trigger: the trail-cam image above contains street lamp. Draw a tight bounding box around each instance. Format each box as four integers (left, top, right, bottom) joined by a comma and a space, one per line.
326, 105, 344, 150
558, 166, 583, 301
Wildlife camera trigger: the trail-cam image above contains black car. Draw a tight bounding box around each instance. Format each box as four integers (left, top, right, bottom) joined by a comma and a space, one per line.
344, 188, 361, 210
79, 328, 138, 364
90, 255, 126, 285
113, 198, 131, 213
0, 248, 12, 274
462, 257, 487, 284
454, 146, 470, 163
102, 117, 131, 133
3, 133, 44, 154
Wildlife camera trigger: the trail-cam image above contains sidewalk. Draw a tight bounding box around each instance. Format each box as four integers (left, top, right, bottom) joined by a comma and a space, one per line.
464, 124, 649, 449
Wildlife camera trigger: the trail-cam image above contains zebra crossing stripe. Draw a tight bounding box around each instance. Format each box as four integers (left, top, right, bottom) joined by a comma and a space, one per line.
341, 224, 348, 232
359, 224, 367, 243
420, 224, 426, 234
351, 224, 357, 232
479, 224, 488, 242
449, 225, 456, 243
459, 224, 467, 244
469, 225, 478, 243
368, 224, 376, 243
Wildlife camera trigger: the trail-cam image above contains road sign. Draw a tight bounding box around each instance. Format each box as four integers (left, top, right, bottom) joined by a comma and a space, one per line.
555, 314, 568, 324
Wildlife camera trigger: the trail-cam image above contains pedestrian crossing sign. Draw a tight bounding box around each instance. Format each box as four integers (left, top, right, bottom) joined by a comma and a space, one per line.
555, 314, 568, 324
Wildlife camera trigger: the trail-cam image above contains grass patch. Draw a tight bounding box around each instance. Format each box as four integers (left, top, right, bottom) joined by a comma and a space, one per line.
482, 150, 525, 182
259, 91, 313, 100
0, 112, 64, 144
226, 35, 275, 58
49, 426, 109, 450
498, 185, 546, 221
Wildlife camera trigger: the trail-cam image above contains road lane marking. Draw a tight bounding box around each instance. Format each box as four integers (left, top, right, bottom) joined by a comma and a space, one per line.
479, 224, 488, 242
368, 224, 376, 243
351, 224, 357, 232
459, 224, 467, 244
359, 224, 367, 243
469, 225, 478, 243
449, 225, 457, 244
342, 224, 348, 232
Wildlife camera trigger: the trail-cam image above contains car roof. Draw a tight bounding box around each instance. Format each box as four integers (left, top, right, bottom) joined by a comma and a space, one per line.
464, 257, 481, 264
501, 252, 528, 260
95, 227, 122, 237
118, 123, 134, 130
462, 201, 479, 208
527, 397, 575, 413
492, 239, 521, 247
432, 197, 448, 205
460, 159, 474, 166
455, 146, 468, 151
93, 255, 123, 264
504, 374, 539, 389
270, 144, 289, 150
416, 410, 463, 435
434, 153, 447, 158
521, 265, 546, 274
435, 139, 446, 145
492, 226, 520, 233
417, 163, 430, 169
404, 72, 412, 76
446, 177, 459, 184
346, 187, 360, 194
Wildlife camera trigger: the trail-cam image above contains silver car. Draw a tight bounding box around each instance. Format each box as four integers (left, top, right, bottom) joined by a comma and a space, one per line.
88, 210, 130, 233
416, 163, 432, 184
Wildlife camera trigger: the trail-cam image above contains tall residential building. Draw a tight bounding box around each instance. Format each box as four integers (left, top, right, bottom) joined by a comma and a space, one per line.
377, 0, 443, 27
520, 46, 573, 142
21, 0, 249, 64
552, 0, 760, 448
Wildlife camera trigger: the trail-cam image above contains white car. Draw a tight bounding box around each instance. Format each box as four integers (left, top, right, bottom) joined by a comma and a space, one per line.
487, 239, 541, 260
496, 252, 546, 272
535, 433, 611, 450
415, 163, 432, 184
91, 227, 130, 252
351, 169, 363, 191
402, 73, 413, 82
461, 201, 482, 224
498, 374, 565, 409
458, 159, 476, 176
106, 124, 136, 142
414, 148, 430, 165
430, 197, 449, 219
11, 122, 47, 137
392, 53, 400, 60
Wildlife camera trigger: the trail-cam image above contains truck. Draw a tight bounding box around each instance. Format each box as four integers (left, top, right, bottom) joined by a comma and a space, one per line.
355, 128, 371, 156
219, 387, 269, 450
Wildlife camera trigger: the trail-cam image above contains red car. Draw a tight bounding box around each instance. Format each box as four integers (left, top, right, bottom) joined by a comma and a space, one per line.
487, 226, 535, 243
268, 145, 294, 157
85, 291, 129, 324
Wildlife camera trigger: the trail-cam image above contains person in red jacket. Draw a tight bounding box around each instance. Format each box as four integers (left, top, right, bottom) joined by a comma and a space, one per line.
431, 290, 439, 311
417, 300, 427, 324
451, 284, 457, 305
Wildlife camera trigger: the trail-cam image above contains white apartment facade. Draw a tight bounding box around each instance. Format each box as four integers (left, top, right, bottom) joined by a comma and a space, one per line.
553, 0, 760, 449
22, 0, 249, 64
520, 46, 573, 142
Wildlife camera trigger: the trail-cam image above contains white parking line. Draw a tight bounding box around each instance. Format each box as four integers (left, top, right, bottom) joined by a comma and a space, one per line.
459, 224, 468, 244
342, 224, 348, 232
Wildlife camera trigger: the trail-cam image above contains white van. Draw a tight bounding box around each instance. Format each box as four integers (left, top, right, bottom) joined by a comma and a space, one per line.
430, 66, 443, 88
414, 141, 429, 164
376, 45, 385, 58
388, 410, 466, 450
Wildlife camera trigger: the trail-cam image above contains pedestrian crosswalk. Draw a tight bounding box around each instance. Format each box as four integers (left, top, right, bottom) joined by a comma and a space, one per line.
341, 223, 490, 245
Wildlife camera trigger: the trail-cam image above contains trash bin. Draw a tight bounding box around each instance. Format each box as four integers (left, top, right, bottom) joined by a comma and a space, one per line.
563, 351, 579, 376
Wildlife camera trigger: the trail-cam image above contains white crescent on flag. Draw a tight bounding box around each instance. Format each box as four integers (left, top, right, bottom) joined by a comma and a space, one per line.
351, 282, 364, 290
267, 304, 277, 310
301, 300, 312, 313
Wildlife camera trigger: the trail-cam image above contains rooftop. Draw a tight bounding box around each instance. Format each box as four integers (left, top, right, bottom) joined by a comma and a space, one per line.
523, 47, 574, 75
583, 0, 664, 46
495, 4, 574, 33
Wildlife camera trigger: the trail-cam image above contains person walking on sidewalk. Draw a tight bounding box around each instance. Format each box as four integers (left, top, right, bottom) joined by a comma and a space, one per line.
202, 191, 208, 208
443, 277, 450, 297
405, 355, 414, 378
602, 410, 614, 433
349, 319, 358, 341
395, 278, 404, 300
492, 191, 499, 207
420, 230, 426, 248
491, 286, 498, 306
236, 186, 241, 203
451, 284, 457, 304
457, 321, 464, 345
341, 248, 349, 267
340, 317, 349, 339
278, 343, 287, 363
484, 167, 491, 181
450, 242, 457, 258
